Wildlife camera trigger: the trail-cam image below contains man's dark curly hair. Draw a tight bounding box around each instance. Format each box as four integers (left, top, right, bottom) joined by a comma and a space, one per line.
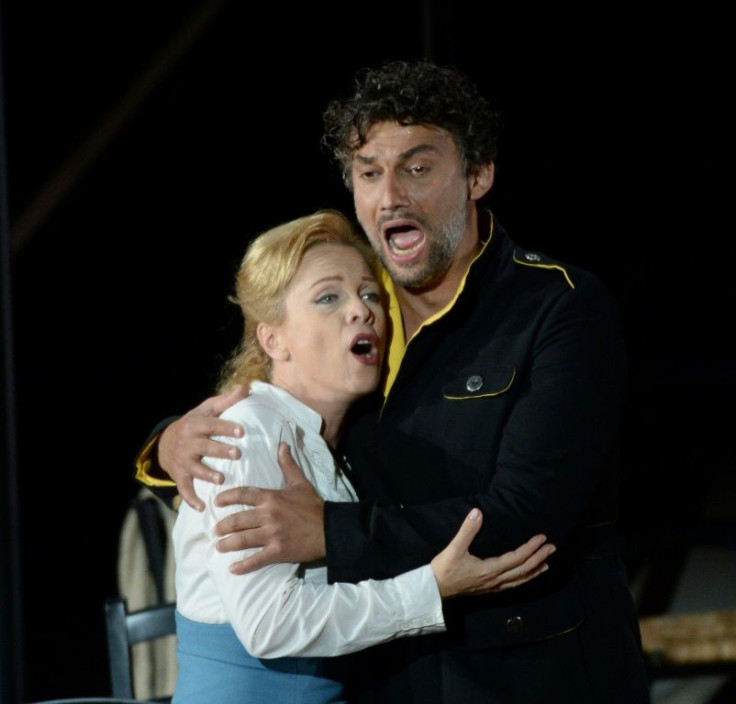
321, 59, 503, 190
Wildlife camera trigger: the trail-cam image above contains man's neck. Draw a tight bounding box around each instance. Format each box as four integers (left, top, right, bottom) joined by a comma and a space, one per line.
396, 286, 452, 341
397, 234, 482, 340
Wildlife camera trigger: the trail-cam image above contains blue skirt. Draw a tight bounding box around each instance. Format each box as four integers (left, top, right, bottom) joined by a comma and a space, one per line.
173, 611, 347, 704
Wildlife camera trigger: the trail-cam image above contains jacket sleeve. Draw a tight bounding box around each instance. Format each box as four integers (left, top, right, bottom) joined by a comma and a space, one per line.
133, 416, 181, 510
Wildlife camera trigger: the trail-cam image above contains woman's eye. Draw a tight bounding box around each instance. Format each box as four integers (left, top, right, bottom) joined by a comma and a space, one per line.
361, 291, 380, 303
316, 293, 338, 304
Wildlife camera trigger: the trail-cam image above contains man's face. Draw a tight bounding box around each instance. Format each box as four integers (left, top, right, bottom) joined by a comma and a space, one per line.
350, 122, 474, 290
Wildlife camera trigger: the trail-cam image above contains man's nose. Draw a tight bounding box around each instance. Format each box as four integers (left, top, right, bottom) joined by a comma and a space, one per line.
378, 172, 410, 210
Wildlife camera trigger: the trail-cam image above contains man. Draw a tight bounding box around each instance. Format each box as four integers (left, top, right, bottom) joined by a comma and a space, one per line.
138, 60, 650, 702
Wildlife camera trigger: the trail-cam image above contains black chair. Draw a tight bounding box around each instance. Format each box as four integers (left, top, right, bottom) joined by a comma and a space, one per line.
103, 596, 176, 703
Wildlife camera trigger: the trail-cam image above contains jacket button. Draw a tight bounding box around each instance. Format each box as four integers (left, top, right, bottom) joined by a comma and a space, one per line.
466, 375, 483, 392
505, 616, 524, 633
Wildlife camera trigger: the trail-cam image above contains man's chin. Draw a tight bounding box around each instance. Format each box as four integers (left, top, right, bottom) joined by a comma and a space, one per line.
390, 270, 434, 290
379, 252, 435, 289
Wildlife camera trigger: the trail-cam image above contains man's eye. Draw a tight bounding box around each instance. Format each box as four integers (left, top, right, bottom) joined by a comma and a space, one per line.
408, 165, 427, 176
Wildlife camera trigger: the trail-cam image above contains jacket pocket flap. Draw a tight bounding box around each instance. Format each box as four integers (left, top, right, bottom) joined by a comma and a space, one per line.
443, 367, 516, 400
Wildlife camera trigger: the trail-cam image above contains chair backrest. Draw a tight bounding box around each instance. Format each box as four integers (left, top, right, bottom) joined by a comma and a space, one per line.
103, 596, 176, 702
131, 495, 170, 605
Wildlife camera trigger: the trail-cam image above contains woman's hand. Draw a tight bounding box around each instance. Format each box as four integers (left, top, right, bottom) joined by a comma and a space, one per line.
430, 509, 555, 598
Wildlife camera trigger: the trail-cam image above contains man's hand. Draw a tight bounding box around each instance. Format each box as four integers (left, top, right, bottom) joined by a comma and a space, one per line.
431, 509, 556, 598
158, 385, 249, 511
215, 443, 326, 575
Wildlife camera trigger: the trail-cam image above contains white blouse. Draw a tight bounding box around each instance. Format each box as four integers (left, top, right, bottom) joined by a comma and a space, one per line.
173, 381, 445, 659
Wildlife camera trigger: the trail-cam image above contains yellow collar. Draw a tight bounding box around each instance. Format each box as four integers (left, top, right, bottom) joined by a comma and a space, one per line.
381, 215, 494, 397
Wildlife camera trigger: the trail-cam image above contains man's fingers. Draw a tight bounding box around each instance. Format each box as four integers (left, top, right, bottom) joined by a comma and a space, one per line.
194, 435, 241, 462
183, 417, 244, 446
198, 384, 250, 417
209, 384, 250, 417
160, 416, 241, 470
215, 486, 262, 510
178, 457, 224, 511
228, 548, 275, 576
277, 443, 307, 485
178, 479, 205, 513
214, 488, 264, 538
215, 521, 264, 553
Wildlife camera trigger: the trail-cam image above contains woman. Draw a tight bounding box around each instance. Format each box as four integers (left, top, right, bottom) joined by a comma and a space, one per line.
171, 209, 553, 703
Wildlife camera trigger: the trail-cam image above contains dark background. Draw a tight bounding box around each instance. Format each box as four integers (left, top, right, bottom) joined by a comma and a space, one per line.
1, 1, 734, 700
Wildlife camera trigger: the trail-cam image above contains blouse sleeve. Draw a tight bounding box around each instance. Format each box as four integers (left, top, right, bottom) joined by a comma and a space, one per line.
199, 414, 445, 659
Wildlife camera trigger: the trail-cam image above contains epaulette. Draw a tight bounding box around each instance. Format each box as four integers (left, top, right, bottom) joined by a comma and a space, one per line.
512, 249, 576, 289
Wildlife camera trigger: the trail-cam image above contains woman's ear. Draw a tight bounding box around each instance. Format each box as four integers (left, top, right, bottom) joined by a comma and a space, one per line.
257, 322, 290, 361
468, 161, 495, 201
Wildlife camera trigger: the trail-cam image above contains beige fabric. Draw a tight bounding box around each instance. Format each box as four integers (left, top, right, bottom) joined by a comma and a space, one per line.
117, 486, 178, 700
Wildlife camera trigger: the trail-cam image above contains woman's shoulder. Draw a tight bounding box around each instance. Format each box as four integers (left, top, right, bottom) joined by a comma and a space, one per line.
213, 383, 294, 443
222, 382, 322, 434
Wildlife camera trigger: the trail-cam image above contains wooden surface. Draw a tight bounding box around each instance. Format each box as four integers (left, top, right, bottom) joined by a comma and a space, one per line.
640, 609, 736, 665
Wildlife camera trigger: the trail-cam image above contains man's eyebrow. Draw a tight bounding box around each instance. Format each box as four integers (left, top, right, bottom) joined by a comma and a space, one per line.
401, 144, 439, 160
354, 143, 439, 165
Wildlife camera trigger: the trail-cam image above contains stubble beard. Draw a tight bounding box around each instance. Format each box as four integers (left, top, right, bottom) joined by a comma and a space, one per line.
369, 196, 469, 290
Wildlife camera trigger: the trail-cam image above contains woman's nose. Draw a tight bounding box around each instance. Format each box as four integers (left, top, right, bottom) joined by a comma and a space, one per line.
347, 298, 373, 323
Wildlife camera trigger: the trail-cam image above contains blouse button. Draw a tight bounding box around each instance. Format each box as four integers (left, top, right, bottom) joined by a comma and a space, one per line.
466, 375, 483, 392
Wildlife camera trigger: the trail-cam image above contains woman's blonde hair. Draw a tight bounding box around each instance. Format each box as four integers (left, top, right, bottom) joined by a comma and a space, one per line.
217, 209, 381, 392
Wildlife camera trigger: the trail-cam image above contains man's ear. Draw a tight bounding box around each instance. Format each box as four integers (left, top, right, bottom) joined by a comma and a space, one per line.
257, 322, 290, 361
468, 161, 495, 201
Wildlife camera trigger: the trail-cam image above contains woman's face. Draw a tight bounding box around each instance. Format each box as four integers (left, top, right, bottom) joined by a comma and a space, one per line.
267, 243, 386, 408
